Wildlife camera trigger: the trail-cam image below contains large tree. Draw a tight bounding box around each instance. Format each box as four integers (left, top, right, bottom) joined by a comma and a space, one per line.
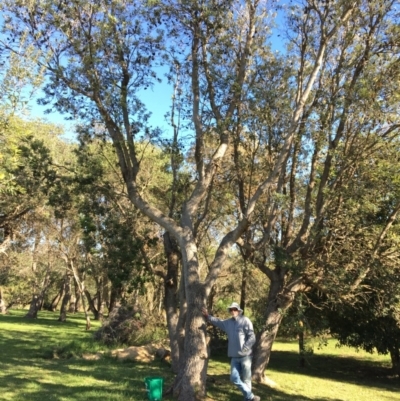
233, 0, 400, 381
2, 0, 400, 398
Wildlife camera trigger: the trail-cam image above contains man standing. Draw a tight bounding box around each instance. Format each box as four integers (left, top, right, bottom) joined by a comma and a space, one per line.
202, 302, 260, 401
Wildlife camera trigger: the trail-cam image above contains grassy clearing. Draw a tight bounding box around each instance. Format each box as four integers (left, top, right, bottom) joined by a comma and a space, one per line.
0, 310, 399, 401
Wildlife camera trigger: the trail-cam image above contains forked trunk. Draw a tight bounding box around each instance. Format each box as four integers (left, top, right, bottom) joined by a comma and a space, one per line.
85, 289, 100, 320
69, 260, 91, 330
48, 280, 64, 311
25, 294, 43, 318
25, 266, 52, 319
252, 273, 296, 382
58, 274, 72, 322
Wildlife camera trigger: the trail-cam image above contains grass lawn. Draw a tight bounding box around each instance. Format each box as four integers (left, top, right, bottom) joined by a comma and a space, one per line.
0, 310, 399, 401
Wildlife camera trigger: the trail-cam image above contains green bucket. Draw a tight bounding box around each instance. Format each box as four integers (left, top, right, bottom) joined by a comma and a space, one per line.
144, 376, 164, 401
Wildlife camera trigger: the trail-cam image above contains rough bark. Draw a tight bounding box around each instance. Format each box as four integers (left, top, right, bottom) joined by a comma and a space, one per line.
252, 271, 297, 382
173, 284, 208, 401
163, 232, 180, 373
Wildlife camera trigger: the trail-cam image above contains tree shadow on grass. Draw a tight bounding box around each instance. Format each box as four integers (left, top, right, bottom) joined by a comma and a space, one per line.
1, 313, 398, 401
200, 371, 345, 401
0, 351, 174, 401
268, 350, 399, 391
0, 312, 174, 400
204, 350, 399, 401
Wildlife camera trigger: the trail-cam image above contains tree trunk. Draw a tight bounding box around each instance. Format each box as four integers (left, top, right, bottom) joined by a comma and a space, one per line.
58, 274, 72, 322
48, 280, 64, 311
252, 271, 296, 382
299, 320, 305, 368
96, 277, 105, 320
74, 277, 81, 312
171, 233, 210, 401
109, 287, 119, 313
173, 283, 208, 401
240, 263, 249, 314
68, 294, 76, 313
85, 289, 100, 320
390, 348, 400, 377
0, 288, 8, 314
163, 232, 180, 373
69, 260, 91, 330
25, 294, 43, 318
25, 264, 52, 319
81, 291, 91, 330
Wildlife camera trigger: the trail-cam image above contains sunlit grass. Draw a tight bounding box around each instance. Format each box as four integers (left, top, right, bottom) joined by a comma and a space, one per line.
0, 309, 399, 401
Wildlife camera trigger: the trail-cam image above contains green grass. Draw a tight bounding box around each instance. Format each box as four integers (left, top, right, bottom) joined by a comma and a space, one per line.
0, 310, 399, 401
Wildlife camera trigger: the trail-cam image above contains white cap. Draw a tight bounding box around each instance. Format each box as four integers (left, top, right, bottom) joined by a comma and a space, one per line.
227, 302, 243, 312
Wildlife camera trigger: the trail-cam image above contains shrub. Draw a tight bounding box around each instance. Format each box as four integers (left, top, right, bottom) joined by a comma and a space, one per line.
94, 305, 167, 346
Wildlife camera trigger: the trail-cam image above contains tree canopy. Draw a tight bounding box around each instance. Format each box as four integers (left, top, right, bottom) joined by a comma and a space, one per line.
1, 0, 400, 399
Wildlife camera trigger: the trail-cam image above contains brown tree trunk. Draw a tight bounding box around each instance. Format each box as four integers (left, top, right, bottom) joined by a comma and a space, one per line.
58, 274, 72, 322
390, 348, 400, 377
25, 294, 43, 318
173, 284, 208, 401
163, 232, 180, 373
85, 289, 100, 320
252, 270, 298, 382
108, 287, 119, 313
170, 232, 210, 401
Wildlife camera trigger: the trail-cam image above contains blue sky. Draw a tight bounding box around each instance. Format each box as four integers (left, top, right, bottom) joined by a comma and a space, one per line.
22, 5, 287, 142
28, 74, 173, 142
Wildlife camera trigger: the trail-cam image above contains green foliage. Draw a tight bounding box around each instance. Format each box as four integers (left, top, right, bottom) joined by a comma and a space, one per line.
73, 140, 166, 299
327, 264, 400, 359
94, 305, 167, 347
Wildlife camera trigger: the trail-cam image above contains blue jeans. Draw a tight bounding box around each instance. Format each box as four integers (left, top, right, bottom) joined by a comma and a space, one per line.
230, 356, 254, 400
